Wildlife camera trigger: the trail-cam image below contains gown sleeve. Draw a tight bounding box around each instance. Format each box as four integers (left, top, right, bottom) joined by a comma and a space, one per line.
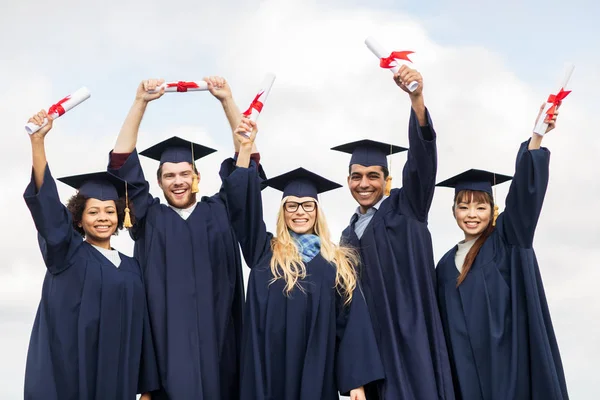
222, 162, 272, 268
107, 150, 155, 240
393, 108, 437, 222
335, 283, 385, 395
499, 139, 551, 248
137, 295, 160, 394
23, 164, 82, 274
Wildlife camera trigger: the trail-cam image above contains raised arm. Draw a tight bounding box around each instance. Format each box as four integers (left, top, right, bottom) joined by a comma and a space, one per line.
24, 111, 80, 274
113, 79, 164, 153
392, 67, 437, 222
109, 80, 164, 234
220, 118, 271, 267
205, 76, 258, 154
500, 104, 558, 247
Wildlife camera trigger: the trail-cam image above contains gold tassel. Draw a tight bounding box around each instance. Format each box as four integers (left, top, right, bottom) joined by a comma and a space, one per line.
384, 175, 392, 196
190, 142, 199, 193
123, 182, 133, 229
191, 172, 199, 193
492, 204, 499, 227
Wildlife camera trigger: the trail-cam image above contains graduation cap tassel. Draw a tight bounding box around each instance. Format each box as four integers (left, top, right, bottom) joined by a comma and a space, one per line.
492, 173, 499, 227
191, 143, 199, 194
384, 143, 393, 196
123, 182, 133, 229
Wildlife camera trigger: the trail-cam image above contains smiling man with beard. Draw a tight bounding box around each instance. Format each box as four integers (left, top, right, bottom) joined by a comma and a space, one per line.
106, 77, 262, 400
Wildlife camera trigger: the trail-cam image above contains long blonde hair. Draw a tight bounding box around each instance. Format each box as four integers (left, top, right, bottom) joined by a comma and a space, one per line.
270, 197, 359, 305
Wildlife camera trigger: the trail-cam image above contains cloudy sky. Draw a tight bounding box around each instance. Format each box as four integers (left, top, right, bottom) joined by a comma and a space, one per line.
1, 0, 598, 398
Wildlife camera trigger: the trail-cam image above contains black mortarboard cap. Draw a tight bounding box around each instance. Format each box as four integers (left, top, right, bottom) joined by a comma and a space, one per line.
331, 139, 407, 169
262, 167, 342, 200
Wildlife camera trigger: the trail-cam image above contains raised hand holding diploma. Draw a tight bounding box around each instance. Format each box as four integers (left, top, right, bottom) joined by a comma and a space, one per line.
148, 80, 209, 94
25, 87, 90, 134
533, 64, 574, 136
365, 36, 419, 92
240, 73, 276, 137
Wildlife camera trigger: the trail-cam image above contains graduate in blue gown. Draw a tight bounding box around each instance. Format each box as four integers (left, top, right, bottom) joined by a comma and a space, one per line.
332, 66, 454, 399
107, 77, 256, 399
23, 110, 159, 400
435, 106, 568, 399
221, 118, 384, 400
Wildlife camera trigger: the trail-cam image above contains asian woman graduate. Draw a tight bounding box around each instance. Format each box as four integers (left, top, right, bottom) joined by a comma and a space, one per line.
434, 105, 569, 399
220, 117, 385, 400
23, 110, 159, 399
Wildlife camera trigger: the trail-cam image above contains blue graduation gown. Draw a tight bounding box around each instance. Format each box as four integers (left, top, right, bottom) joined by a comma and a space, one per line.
108, 150, 245, 400
341, 109, 455, 400
23, 165, 159, 400
223, 163, 384, 400
436, 141, 568, 400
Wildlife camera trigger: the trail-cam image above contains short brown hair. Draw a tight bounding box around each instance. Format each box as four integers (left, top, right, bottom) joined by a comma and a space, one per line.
66, 194, 133, 237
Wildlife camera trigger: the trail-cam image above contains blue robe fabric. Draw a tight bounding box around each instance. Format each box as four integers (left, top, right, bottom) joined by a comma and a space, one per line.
223, 163, 385, 400
108, 150, 246, 400
436, 141, 568, 400
23, 165, 159, 400
341, 109, 455, 399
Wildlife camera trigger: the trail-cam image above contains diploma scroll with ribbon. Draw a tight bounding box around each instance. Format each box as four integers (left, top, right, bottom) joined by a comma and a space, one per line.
365, 36, 419, 92
240, 73, 276, 137
148, 80, 209, 94
533, 64, 574, 136
25, 87, 91, 135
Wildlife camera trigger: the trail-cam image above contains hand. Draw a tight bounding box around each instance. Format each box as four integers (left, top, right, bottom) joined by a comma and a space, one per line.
234, 117, 257, 147
393, 65, 423, 97
28, 109, 53, 140
140, 393, 152, 400
135, 79, 165, 103
204, 76, 232, 102
350, 386, 366, 400
534, 102, 559, 134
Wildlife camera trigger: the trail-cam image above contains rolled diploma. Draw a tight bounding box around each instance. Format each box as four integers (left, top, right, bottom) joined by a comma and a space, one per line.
148, 81, 209, 93
365, 36, 418, 92
533, 64, 575, 136
241, 73, 276, 136
25, 87, 91, 135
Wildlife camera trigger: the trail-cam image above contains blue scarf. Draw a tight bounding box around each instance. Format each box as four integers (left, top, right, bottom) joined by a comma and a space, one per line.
290, 231, 321, 263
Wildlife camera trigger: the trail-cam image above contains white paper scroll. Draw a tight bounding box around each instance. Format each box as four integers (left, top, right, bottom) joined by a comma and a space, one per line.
365, 36, 419, 92
533, 64, 574, 136
241, 73, 276, 136
25, 87, 91, 135
148, 80, 209, 94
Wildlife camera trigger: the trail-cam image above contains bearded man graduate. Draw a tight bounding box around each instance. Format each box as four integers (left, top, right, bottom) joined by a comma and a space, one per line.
107, 77, 262, 400
333, 66, 455, 400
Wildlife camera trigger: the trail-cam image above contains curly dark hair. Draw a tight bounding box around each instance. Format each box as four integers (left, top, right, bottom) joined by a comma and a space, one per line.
66, 194, 134, 237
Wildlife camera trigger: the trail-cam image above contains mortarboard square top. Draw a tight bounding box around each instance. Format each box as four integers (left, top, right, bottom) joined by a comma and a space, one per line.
436, 169, 513, 196
262, 167, 342, 200
58, 171, 134, 201
139, 136, 217, 165
331, 139, 407, 169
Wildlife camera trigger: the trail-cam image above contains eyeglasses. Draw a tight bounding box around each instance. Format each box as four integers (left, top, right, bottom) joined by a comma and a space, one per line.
284, 201, 317, 213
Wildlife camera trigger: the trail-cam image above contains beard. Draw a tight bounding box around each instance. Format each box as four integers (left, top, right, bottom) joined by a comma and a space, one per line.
164, 189, 197, 209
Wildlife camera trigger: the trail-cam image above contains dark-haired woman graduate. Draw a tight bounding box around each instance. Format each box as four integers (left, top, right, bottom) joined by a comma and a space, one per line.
221, 117, 384, 400
435, 105, 568, 400
23, 110, 159, 400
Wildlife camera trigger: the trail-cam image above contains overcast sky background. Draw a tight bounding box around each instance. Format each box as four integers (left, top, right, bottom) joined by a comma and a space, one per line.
1, 0, 598, 398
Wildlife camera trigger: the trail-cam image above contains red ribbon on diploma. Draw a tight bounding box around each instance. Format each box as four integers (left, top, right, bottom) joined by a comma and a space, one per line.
546, 88, 571, 119
48, 96, 71, 116
167, 81, 200, 92
243, 91, 264, 117
380, 51, 414, 69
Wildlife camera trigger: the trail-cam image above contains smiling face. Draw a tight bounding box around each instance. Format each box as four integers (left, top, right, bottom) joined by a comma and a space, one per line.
453, 190, 493, 241
78, 198, 119, 247
347, 164, 386, 213
283, 196, 317, 235
158, 161, 197, 209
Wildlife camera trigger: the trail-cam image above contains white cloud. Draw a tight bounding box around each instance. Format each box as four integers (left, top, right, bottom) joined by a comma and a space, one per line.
1, 0, 598, 398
